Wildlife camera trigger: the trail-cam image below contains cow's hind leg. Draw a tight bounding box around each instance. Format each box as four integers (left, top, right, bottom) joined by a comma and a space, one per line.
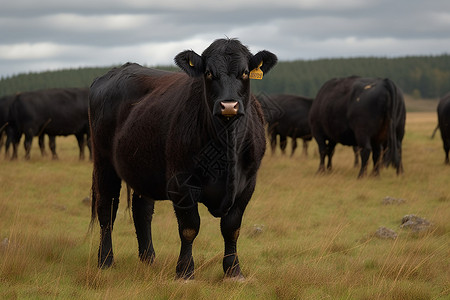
38, 134, 47, 157
75, 133, 86, 160
132, 193, 156, 263
269, 130, 277, 155
279, 135, 287, 154
23, 133, 33, 160
290, 138, 297, 157
173, 205, 200, 279
48, 135, 58, 160
444, 141, 449, 164
302, 139, 308, 157
92, 160, 121, 268
314, 136, 327, 173
326, 140, 336, 171
358, 147, 371, 178
353, 146, 360, 167
371, 144, 382, 176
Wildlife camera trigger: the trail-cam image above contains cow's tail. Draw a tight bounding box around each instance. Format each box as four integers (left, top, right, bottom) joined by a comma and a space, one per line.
37, 118, 52, 137
88, 104, 97, 234
383, 78, 403, 173
88, 169, 98, 234
125, 183, 132, 221
431, 124, 439, 139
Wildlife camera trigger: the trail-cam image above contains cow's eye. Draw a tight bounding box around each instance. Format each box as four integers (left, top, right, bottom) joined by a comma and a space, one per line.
205, 71, 213, 80
242, 70, 249, 80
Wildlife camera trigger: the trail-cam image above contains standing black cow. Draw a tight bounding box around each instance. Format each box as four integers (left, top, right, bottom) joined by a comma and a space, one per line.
8, 88, 91, 160
258, 94, 313, 156
436, 93, 450, 164
88, 39, 277, 279
0, 94, 15, 157
309, 76, 406, 178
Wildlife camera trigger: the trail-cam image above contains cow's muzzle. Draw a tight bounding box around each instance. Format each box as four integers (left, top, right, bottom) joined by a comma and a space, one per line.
220, 101, 239, 117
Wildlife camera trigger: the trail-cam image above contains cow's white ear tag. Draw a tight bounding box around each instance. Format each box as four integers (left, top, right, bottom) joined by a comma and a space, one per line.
250, 61, 263, 80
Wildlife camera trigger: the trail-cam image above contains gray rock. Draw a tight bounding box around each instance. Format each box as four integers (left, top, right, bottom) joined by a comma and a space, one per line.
382, 196, 405, 205
400, 214, 432, 232
375, 227, 398, 239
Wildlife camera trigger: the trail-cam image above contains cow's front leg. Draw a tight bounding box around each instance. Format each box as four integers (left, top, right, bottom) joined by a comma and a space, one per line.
220, 206, 245, 279
173, 205, 200, 279
132, 193, 155, 263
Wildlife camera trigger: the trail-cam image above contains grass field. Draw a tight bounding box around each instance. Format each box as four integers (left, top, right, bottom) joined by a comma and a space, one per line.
0, 111, 449, 299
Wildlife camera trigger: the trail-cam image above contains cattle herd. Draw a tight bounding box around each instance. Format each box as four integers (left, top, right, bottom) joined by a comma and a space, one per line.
1, 38, 449, 279
0, 88, 91, 160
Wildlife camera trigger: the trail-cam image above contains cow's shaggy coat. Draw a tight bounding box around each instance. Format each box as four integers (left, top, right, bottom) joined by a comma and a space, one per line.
88, 39, 277, 279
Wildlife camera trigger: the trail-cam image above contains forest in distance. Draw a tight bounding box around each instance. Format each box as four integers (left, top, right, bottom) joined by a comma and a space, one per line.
1, 54, 450, 100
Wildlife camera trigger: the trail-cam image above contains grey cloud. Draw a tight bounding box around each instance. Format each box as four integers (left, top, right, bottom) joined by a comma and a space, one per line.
1, 0, 450, 77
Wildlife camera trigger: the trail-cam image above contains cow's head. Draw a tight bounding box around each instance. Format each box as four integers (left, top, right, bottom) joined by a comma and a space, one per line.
174, 38, 277, 120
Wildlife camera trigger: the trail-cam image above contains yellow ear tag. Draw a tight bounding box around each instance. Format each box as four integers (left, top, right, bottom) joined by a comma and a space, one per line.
250, 61, 263, 80
189, 60, 194, 67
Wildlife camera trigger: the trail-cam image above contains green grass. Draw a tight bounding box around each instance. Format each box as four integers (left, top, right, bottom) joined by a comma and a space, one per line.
1, 112, 449, 299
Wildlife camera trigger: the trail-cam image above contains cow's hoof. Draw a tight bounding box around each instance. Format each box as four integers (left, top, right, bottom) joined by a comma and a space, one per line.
176, 272, 195, 281
224, 273, 245, 282
98, 257, 114, 269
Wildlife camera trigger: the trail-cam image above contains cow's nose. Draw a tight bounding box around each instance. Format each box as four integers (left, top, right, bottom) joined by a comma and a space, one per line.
220, 101, 239, 117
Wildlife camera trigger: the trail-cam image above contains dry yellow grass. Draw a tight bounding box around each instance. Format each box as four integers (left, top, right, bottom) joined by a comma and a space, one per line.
0, 112, 449, 299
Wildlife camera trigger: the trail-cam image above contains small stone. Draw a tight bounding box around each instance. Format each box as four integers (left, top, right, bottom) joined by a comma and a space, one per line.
400, 214, 431, 232
1, 238, 9, 247
375, 227, 398, 239
82, 197, 91, 206
249, 224, 264, 237
382, 196, 405, 205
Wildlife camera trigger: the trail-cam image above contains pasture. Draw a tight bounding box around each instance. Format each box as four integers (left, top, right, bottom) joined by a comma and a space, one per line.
0, 111, 449, 299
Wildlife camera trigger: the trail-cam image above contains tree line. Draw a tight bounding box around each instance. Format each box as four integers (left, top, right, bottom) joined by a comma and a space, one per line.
1, 55, 450, 99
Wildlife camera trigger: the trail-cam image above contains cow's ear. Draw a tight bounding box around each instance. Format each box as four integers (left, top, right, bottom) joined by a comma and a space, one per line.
249, 50, 278, 75
174, 50, 204, 77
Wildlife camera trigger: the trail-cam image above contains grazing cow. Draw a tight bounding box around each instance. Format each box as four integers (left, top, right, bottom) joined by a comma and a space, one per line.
8, 88, 91, 160
258, 94, 313, 156
309, 76, 406, 178
436, 93, 450, 164
88, 38, 277, 279
0, 95, 15, 157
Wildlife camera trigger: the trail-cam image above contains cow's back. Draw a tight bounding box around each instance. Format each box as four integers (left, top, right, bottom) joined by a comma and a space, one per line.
9, 88, 89, 136
89, 63, 195, 198
271, 94, 312, 137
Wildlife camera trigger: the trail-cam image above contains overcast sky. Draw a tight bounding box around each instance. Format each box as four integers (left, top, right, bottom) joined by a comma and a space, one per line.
1, 0, 449, 78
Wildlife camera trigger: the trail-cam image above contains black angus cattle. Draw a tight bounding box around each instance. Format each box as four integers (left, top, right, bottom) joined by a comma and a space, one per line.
436, 93, 450, 164
258, 94, 313, 156
8, 88, 91, 160
0, 94, 15, 157
88, 39, 277, 279
309, 76, 406, 178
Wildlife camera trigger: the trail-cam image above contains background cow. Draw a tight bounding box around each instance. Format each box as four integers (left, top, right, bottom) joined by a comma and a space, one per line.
0, 94, 15, 158
258, 94, 313, 156
436, 93, 450, 164
89, 39, 277, 279
8, 88, 91, 160
309, 76, 406, 178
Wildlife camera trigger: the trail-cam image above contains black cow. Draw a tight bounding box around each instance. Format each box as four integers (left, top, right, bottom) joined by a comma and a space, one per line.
309, 76, 406, 178
8, 88, 91, 160
436, 93, 450, 164
0, 94, 15, 157
258, 94, 313, 156
88, 39, 277, 279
